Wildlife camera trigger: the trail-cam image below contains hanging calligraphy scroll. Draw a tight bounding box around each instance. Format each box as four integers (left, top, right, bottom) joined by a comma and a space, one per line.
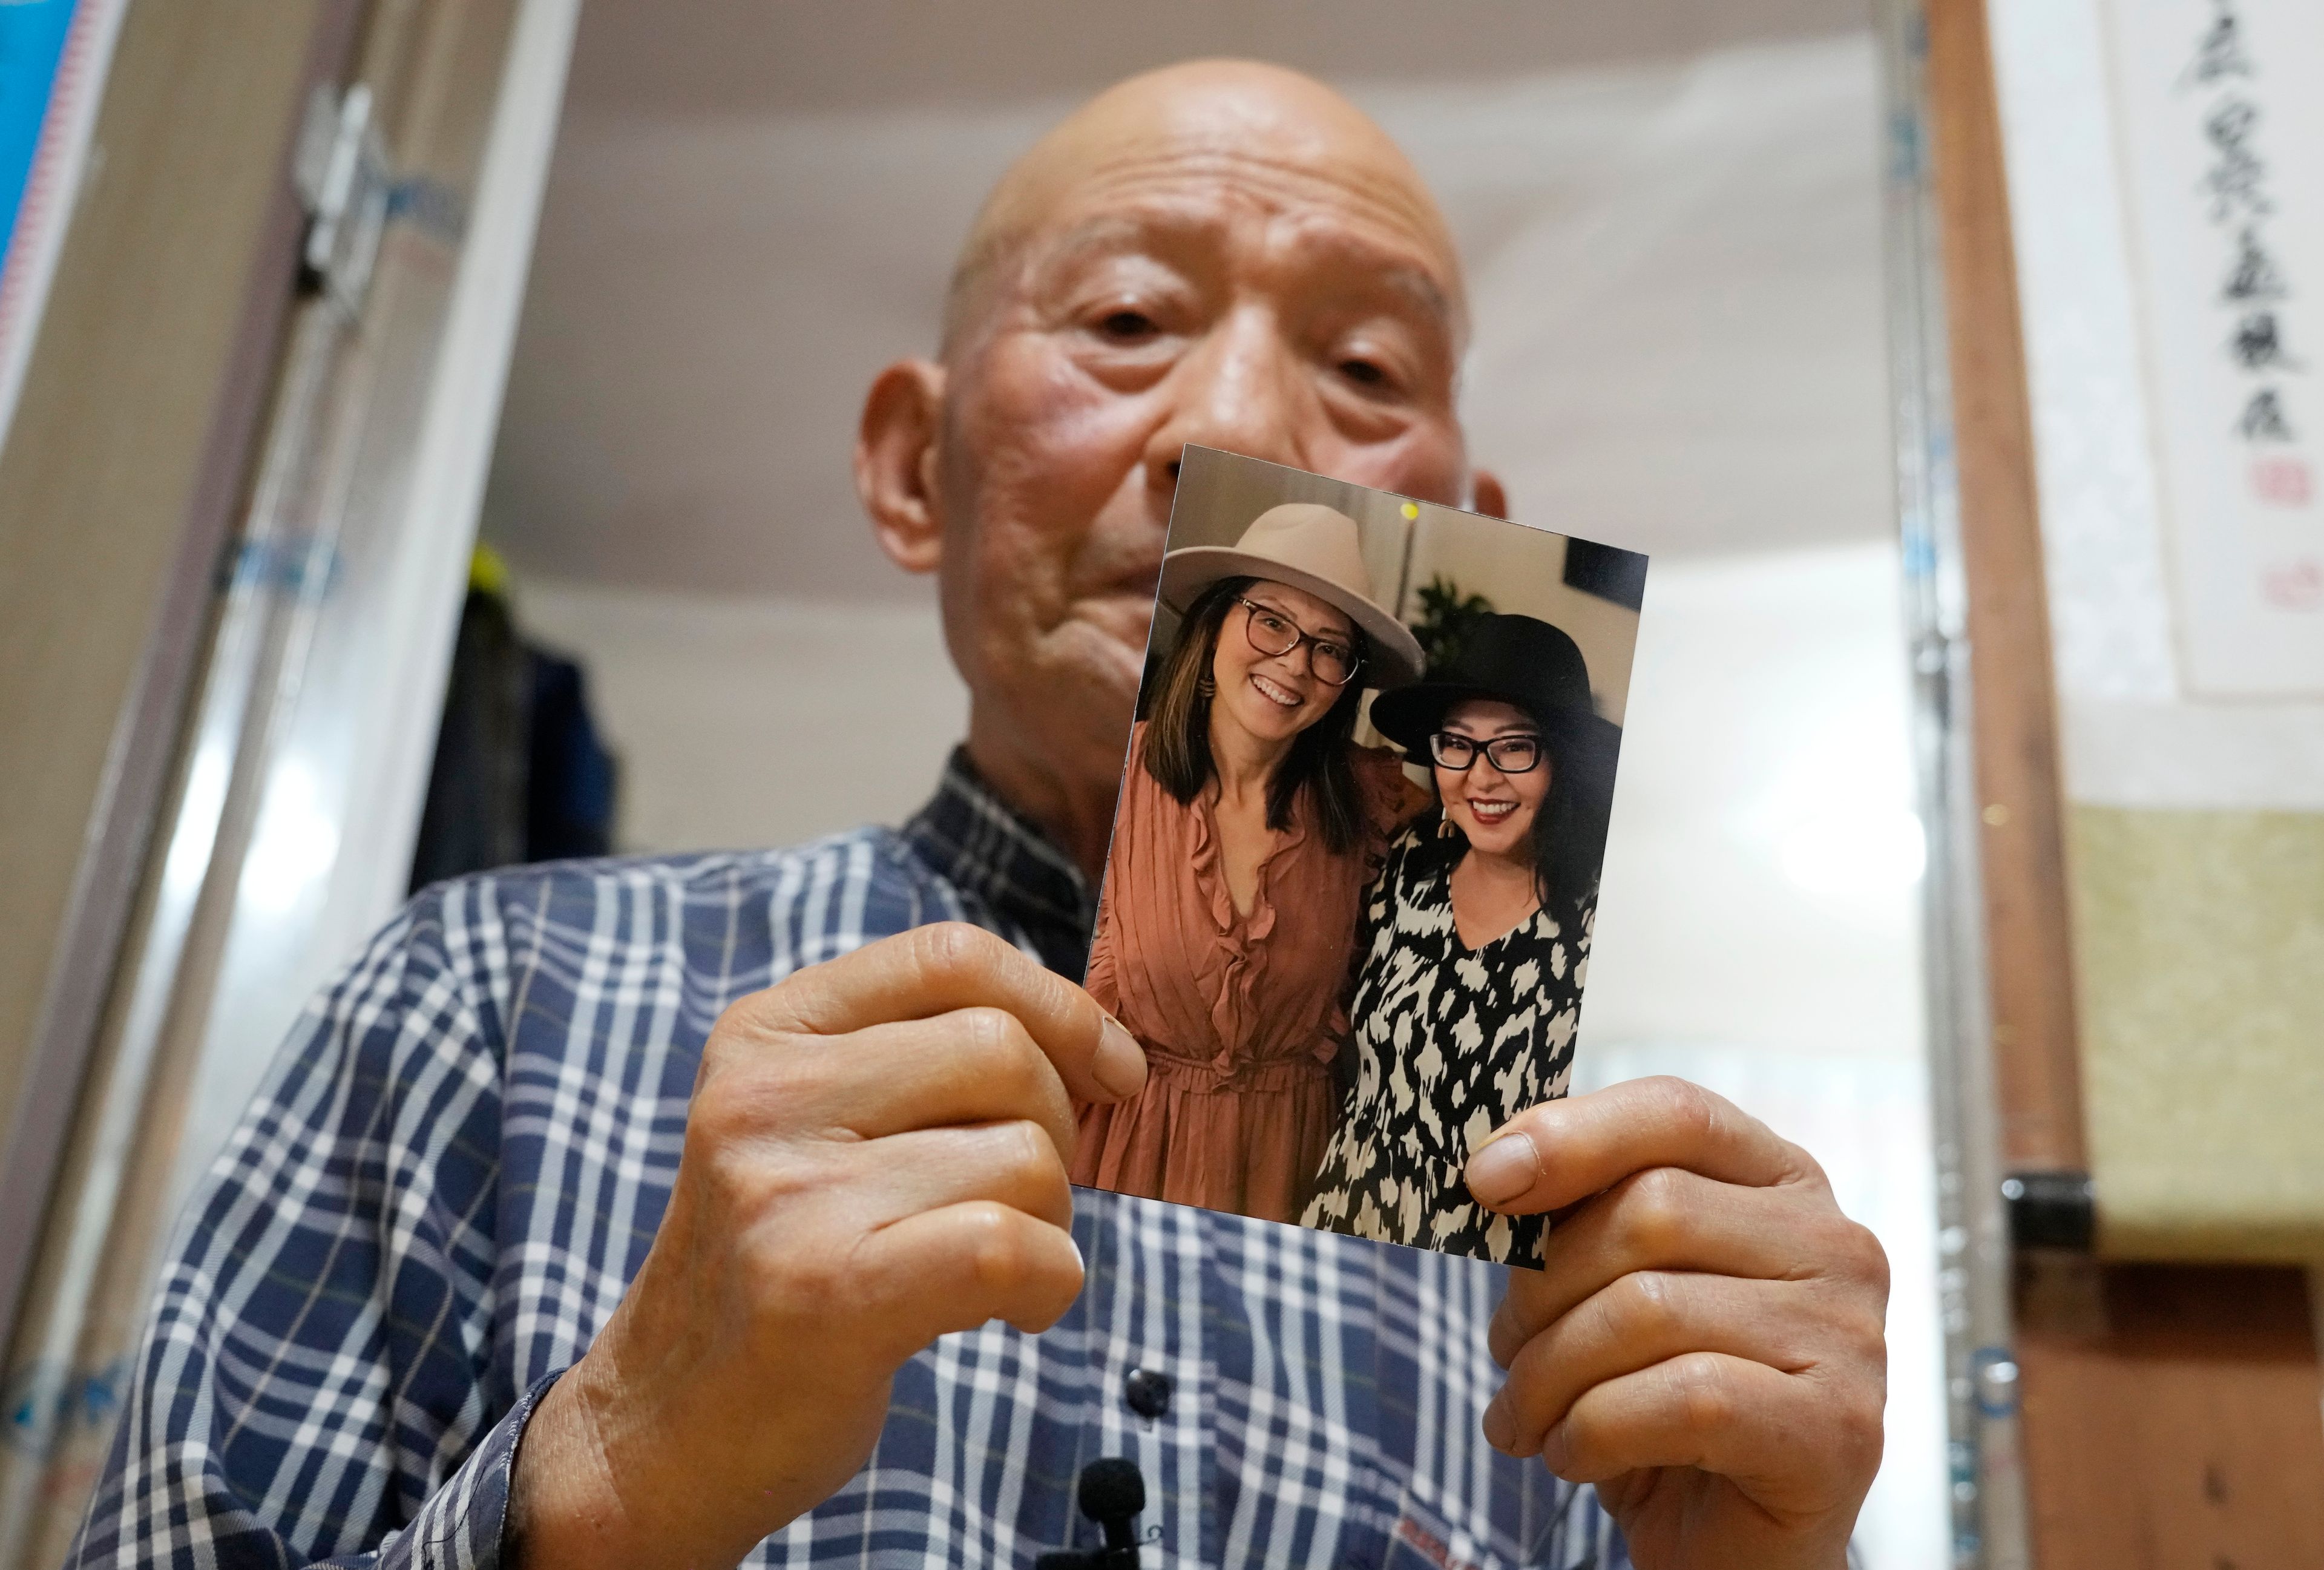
2105, 0, 2324, 697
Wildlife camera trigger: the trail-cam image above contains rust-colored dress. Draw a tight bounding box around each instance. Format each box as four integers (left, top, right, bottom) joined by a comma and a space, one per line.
1072, 723, 1426, 1223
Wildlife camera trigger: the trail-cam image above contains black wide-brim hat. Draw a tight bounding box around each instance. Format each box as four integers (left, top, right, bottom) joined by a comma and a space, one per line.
1369, 613, 1624, 778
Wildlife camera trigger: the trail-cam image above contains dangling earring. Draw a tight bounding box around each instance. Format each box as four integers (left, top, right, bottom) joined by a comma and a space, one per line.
1196, 675, 1216, 700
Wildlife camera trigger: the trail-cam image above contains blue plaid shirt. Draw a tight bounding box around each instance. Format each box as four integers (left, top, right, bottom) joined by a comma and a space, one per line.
70, 751, 1622, 1569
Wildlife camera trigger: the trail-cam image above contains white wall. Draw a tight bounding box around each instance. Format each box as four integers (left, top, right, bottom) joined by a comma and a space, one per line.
514, 580, 968, 853
1403, 511, 1642, 726
1586, 542, 1924, 1059
1583, 541, 1938, 1569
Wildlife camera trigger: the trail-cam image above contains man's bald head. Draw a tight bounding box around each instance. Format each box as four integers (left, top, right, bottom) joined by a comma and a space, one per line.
859, 57, 1494, 875
942, 60, 1466, 358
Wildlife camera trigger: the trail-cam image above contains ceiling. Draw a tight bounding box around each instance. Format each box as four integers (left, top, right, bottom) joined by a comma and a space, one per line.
562, 0, 1871, 116
484, 0, 1892, 601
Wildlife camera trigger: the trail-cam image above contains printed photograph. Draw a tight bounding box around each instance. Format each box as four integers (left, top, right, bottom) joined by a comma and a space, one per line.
1071, 446, 1646, 1266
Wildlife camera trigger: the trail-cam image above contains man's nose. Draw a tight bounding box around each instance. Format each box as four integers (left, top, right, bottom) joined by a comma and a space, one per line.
1143, 309, 1309, 492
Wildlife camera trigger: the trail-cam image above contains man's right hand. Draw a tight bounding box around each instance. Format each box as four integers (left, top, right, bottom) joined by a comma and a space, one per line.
507, 922, 1147, 1569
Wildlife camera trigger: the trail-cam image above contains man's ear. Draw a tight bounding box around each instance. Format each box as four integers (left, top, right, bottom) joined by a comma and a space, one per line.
1471, 468, 1509, 521
856, 359, 948, 574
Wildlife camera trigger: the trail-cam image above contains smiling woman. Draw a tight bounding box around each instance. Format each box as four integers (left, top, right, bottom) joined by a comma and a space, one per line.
1305, 614, 1624, 1265
1071, 502, 1426, 1221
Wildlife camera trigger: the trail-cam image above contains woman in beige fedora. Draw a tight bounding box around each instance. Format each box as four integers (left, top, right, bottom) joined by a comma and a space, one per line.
1072, 503, 1426, 1223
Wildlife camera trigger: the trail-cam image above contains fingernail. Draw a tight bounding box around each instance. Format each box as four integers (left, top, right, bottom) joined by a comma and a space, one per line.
1540, 1421, 1573, 1476
1466, 1132, 1539, 1208
1092, 1016, 1147, 1099
1482, 1393, 1518, 1454
1069, 1232, 1086, 1278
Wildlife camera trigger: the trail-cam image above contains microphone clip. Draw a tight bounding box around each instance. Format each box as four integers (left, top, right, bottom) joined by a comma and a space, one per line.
1032, 1456, 1153, 1569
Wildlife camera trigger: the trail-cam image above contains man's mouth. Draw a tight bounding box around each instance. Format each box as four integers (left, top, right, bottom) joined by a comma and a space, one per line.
1467, 798, 1518, 825
1250, 673, 1303, 709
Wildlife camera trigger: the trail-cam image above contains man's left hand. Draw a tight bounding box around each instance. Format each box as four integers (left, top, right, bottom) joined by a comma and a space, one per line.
1466, 1076, 1888, 1570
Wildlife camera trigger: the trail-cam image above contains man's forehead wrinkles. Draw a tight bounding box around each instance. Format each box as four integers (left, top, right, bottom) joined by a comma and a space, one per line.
1069, 144, 1451, 256
1040, 198, 1441, 282
1027, 169, 1463, 328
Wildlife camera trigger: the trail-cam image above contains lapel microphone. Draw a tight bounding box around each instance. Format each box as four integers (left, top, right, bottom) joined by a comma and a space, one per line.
1033, 1456, 1149, 1568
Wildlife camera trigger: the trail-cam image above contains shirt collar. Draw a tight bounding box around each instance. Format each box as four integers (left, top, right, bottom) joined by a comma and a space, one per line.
902, 747, 1096, 975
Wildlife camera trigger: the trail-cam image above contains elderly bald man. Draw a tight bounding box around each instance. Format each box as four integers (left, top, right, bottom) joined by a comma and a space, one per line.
72, 62, 1885, 1570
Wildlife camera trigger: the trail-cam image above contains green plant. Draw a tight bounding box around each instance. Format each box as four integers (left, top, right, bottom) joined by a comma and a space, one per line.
1408, 576, 1495, 674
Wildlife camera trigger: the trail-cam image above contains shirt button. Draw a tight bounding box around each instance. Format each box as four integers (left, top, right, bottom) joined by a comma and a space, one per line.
1123, 1367, 1172, 1419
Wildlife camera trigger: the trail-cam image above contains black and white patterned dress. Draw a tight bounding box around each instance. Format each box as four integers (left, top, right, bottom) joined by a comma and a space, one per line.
1302, 819, 1592, 1267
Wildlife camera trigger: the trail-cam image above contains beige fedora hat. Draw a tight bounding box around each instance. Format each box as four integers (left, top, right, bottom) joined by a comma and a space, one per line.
1158, 502, 1423, 687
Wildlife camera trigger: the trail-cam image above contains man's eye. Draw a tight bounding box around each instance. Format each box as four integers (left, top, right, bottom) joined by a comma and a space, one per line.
1338, 357, 1388, 387
1096, 309, 1158, 341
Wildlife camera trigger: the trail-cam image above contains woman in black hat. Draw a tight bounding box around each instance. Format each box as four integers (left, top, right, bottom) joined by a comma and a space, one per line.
1300, 613, 1621, 1266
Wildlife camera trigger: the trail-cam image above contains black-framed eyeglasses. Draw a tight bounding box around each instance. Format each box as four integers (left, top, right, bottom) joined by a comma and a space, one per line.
1234, 596, 1362, 687
1428, 731, 1544, 774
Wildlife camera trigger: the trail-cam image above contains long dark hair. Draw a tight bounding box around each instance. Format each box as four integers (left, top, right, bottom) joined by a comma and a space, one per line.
1429, 722, 1611, 919
1142, 577, 1369, 856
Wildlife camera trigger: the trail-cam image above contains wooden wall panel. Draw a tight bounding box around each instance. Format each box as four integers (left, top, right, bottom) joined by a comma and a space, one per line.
2016, 1263, 2324, 1570
1925, 0, 2084, 1177
1923, 0, 2324, 1562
